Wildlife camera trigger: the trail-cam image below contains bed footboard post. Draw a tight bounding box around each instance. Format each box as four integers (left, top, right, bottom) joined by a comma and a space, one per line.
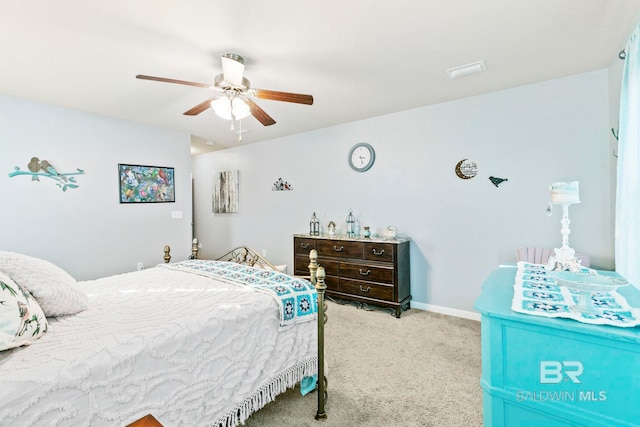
315, 265, 328, 420
308, 249, 318, 284
190, 238, 199, 259
163, 245, 171, 263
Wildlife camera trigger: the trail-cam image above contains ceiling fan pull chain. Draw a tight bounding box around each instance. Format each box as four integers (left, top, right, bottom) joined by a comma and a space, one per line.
229, 95, 236, 131
238, 120, 243, 143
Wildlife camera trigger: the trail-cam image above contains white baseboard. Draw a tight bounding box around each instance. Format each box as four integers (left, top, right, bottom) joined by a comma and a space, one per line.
411, 302, 481, 321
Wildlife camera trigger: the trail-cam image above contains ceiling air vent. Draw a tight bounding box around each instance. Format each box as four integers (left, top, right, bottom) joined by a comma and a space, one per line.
446, 60, 486, 79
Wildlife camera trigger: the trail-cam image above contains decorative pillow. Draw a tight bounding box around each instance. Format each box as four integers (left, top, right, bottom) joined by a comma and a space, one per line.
274, 264, 288, 274
0, 271, 48, 351
0, 251, 88, 317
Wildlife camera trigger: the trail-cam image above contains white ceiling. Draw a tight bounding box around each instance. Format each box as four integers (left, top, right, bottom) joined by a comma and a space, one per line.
2, 1, 640, 155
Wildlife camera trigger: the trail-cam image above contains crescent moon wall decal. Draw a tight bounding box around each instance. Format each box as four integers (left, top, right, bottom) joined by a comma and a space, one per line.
455, 158, 478, 179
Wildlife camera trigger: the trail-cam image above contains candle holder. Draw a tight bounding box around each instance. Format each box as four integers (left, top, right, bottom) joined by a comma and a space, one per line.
346, 209, 355, 237
327, 221, 336, 236
309, 212, 320, 236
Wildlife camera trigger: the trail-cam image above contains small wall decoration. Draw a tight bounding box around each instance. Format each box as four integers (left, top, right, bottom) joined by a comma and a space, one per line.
455, 158, 478, 179
213, 170, 239, 213
9, 157, 84, 192
119, 164, 175, 203
489, 176, 508, 187
272, 177, 293, 191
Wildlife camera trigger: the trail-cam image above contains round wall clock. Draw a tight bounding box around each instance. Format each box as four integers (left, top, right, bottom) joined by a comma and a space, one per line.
348, 143, 375, 172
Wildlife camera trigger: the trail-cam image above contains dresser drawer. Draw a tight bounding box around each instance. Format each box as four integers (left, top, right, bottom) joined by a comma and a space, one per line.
294, 237, 316, 255
294, 255, 310, 275
364, 242, 394, 263
340, 262, 394, 283
295, 256, 338, 277
318, 259, 339, 276
316, 240, 363, 259
323, 275, 339, 292
340, 279, 394, 301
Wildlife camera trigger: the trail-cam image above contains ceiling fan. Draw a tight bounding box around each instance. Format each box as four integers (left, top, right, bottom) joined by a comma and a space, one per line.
136, 53, 314, 130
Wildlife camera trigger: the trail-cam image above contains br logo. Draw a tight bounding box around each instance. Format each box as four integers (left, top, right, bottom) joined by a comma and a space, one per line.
540, 361, 584, 384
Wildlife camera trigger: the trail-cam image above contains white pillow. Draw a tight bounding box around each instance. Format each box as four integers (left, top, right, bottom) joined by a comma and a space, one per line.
274, 264, 288, 274
0, 271, 48, 351
0, 251, 88, 317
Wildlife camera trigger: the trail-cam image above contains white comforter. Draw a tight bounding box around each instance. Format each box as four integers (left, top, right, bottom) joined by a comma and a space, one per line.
0, 266, 317, 426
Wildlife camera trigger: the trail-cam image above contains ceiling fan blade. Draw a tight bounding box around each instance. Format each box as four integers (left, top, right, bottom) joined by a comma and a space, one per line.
221, 54, 245, 87
252, 89, 313, 105
184, 98, 215, 116
243, 98, 276, 126
136, 74, 211, 89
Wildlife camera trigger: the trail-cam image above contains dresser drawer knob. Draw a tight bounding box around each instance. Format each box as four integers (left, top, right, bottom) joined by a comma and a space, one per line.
301, 243, 310, 249
359, 269, 371, 276
333, 245, 344, 252
372, 249, 385, 256
359, 285, 371, 292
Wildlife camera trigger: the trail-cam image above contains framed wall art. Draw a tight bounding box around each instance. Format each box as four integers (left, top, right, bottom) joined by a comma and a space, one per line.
213, 170, 239, 213
118, 164, 175, 203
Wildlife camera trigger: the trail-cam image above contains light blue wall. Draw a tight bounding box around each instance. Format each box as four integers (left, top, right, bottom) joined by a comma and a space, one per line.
0, 69, 614, 314
0, 94, 193, 280
192, 70, 613, 314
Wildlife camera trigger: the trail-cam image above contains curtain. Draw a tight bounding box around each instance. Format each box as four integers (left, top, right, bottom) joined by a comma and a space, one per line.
616, 25, 640, 287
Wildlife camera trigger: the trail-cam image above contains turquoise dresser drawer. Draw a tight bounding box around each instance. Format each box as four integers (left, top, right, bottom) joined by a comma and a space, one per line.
475, 266, 640, 427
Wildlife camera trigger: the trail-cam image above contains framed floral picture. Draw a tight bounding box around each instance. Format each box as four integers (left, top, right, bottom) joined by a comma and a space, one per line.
118, 164, 175, 203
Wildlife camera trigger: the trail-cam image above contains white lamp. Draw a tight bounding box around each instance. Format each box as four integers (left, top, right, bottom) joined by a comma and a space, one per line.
547, 181, 582, 272
211, 96, 251, 121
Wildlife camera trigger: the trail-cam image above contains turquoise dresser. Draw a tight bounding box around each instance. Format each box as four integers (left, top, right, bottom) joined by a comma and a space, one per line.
474, 265, 640, 427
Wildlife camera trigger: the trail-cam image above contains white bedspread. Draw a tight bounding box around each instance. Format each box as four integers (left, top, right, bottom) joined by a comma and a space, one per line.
0, 266, 317, 426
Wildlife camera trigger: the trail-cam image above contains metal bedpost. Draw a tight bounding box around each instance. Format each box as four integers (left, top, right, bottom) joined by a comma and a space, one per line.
315, 264, 327, 420
308, 249, 318, 285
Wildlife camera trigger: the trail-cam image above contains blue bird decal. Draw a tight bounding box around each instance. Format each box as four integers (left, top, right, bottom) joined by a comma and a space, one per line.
27, 157, 41, 181
9, 157, 84, 191
40, 160, 60, 177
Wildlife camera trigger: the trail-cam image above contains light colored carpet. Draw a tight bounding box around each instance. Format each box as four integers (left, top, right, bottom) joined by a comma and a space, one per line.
243, 301, 483, 427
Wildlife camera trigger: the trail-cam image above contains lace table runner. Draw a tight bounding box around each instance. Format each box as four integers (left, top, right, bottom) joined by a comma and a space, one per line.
512, 262, 640, 327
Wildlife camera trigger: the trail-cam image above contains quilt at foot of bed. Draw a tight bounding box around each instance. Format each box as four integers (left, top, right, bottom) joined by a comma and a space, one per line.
214, 356, 317, 427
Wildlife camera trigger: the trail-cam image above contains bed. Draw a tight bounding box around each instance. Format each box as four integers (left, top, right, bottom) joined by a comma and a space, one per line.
0, 246, 328, 426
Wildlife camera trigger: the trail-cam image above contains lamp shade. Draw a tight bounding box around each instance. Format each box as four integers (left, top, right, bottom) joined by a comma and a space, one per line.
211, 97, 251, 120
221, 53, 245, 86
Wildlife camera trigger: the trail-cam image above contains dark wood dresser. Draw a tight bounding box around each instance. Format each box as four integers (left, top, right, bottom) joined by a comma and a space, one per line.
293, 234, 411, 317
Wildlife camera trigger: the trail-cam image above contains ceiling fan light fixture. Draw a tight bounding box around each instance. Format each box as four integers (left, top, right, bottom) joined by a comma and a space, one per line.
221, 53, 246, 86
446, 60, 486, 79
214, 74, 250, 91
211, 96, 251, 120
137, 53, 311, 130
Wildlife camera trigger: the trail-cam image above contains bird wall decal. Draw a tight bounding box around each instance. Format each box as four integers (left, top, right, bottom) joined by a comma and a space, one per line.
489, 176, 508, 187
9, 157, 85, 191
40, 160, 59, 176
27, 157, 41, 181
